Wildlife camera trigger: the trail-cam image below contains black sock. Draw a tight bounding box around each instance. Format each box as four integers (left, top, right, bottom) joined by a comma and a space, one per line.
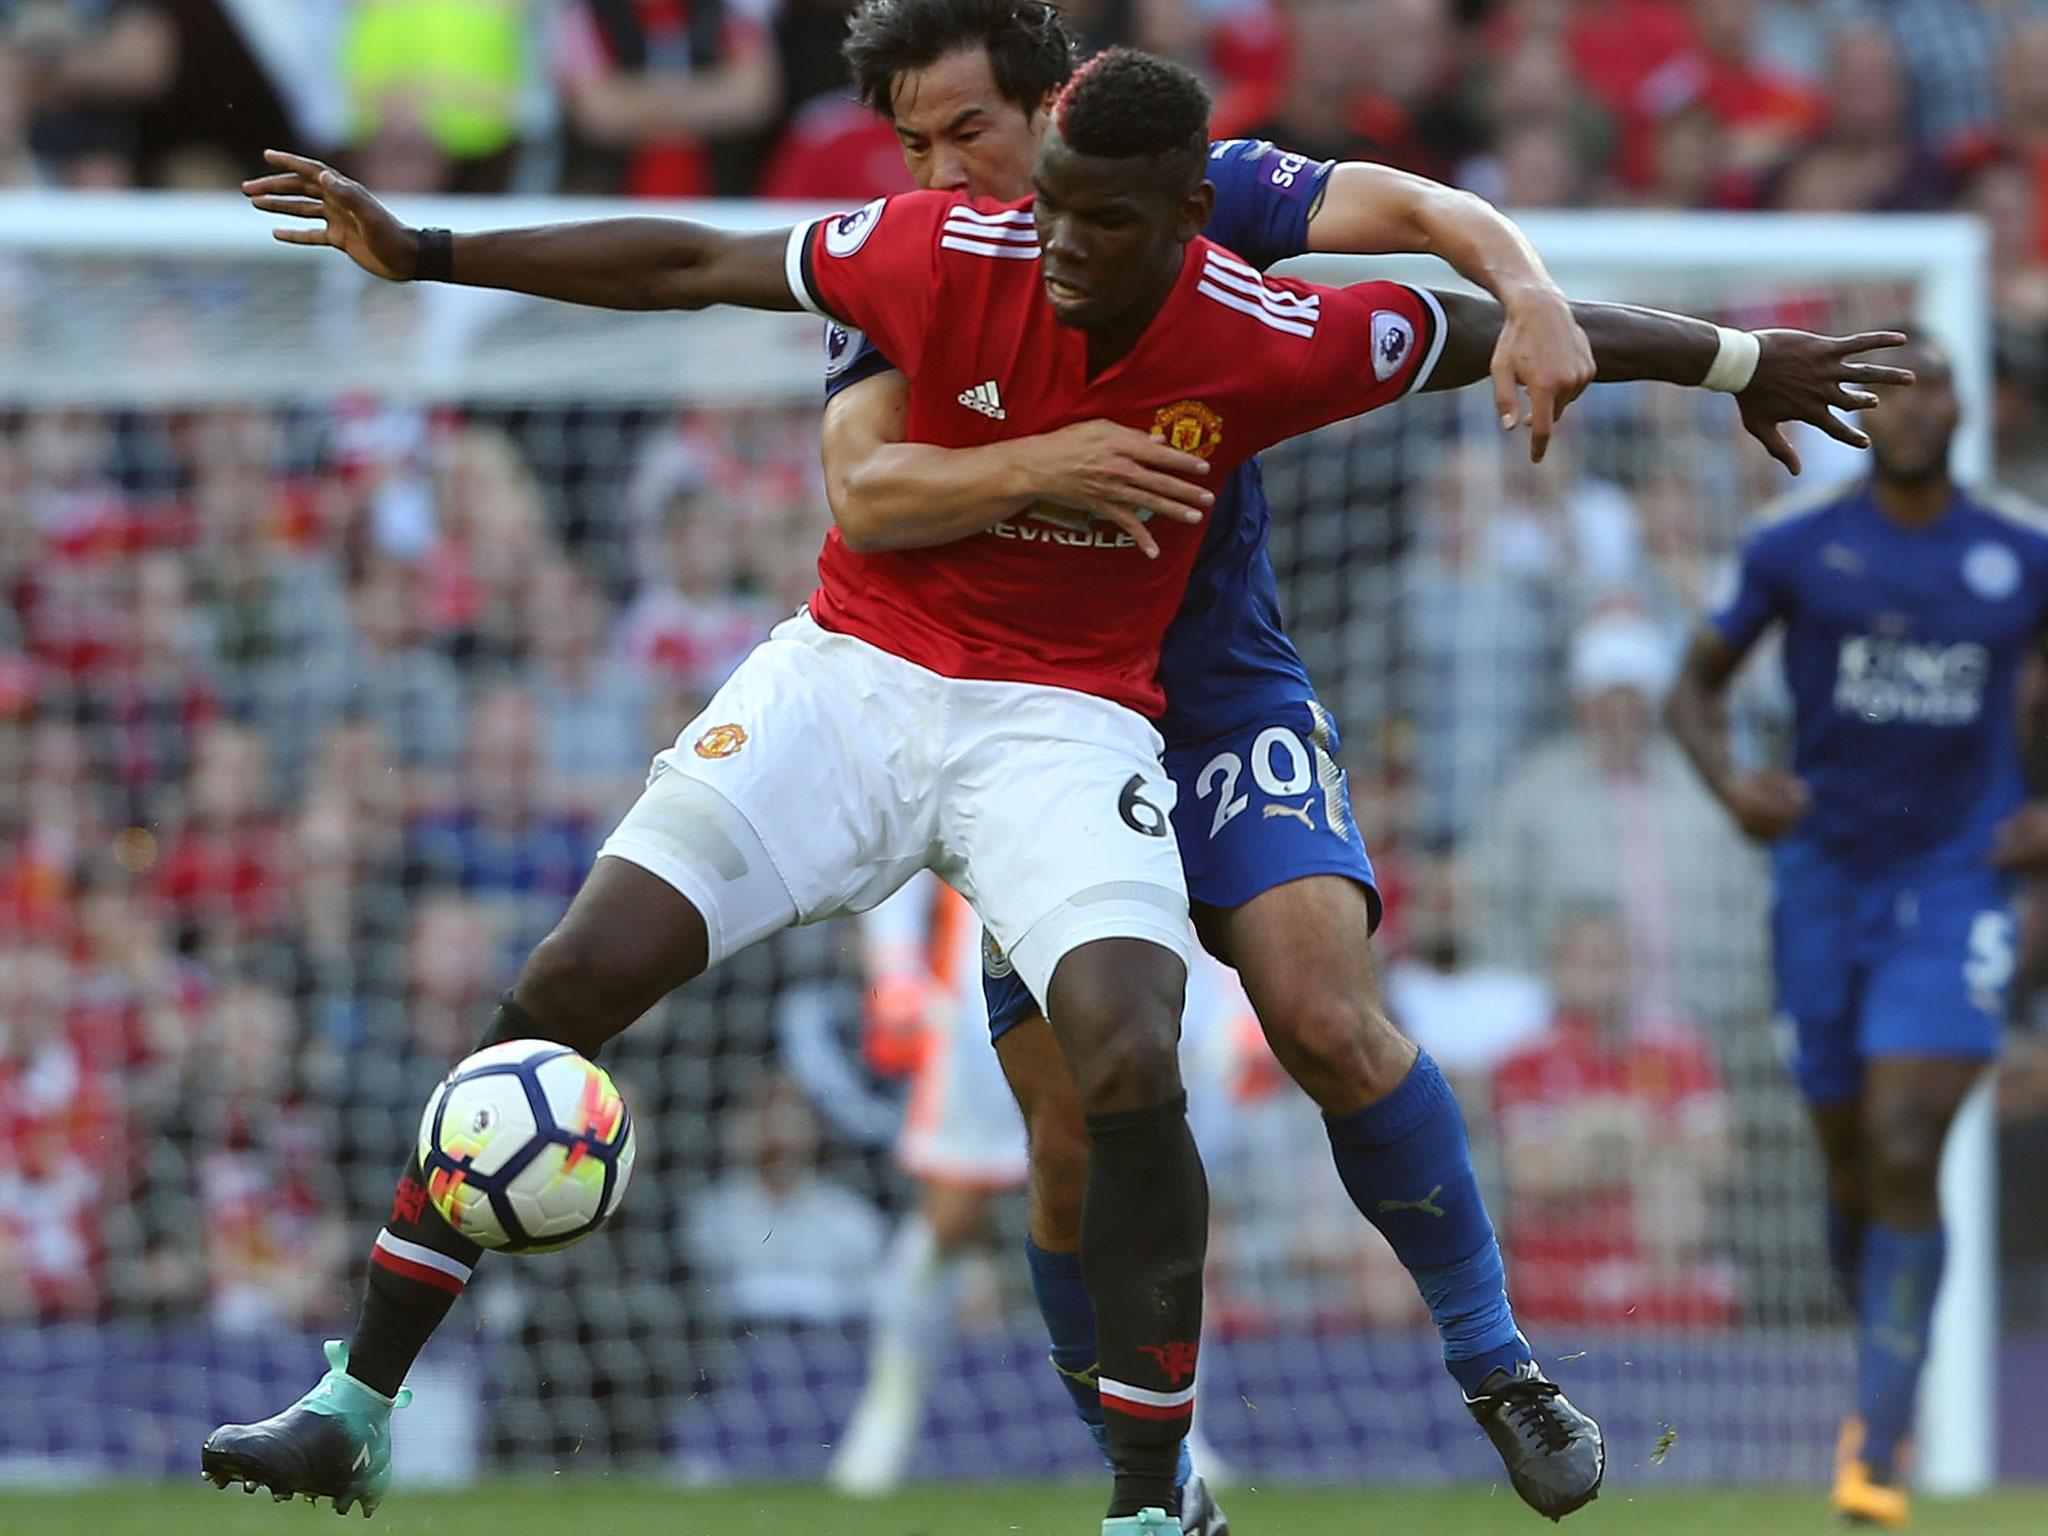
477, 992, 547, 1051
346, 995, 550, 1397
1081, 1094, 1207, 1519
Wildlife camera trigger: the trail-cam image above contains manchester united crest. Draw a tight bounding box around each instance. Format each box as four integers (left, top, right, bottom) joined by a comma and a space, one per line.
694, 724, 748, 759
1152, 399, 1223, 457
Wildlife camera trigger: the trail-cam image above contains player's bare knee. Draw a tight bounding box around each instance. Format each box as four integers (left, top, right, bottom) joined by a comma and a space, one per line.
1071, 1016, 1184, 1115
517, 926, 643, 1053
1263, 986, 1414, 1112
1860, 1112, 1945, 1214
1045, 942, 1186, 1113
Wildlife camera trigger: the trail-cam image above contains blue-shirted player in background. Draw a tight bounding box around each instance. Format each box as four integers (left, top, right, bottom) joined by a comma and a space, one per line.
1669, 333, 2048, 1528
823, 0, 1605, 1524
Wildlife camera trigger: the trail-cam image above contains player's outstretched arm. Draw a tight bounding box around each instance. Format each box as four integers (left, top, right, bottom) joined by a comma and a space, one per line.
242, 150, 801, 313
1421, 290, 1914, 475
1666, 627, 1811, 842
1309, 162, 1594, 462
821, 372, 1213, 558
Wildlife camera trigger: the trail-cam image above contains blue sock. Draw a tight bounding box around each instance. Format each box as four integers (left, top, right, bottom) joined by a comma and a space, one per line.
1025, 1238, 1103, 1432
1025, 1239, 1191, 1492
1825, 1197, 1865, 1308
1325, 1050, 1527, 1395
1855, 1222, 1945, 1480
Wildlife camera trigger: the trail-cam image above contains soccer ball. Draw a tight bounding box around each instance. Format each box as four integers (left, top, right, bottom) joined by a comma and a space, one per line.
417, 1039, 636, 1252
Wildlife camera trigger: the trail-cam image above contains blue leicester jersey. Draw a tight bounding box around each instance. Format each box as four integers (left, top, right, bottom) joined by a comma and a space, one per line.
1711, 483, 2048, 873
823, 138, 1334, 746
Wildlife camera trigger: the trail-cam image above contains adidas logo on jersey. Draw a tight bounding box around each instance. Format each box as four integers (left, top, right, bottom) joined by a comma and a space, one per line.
958, 380, 1006, 419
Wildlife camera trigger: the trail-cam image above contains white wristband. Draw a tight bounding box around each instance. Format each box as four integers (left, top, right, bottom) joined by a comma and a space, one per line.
1702, 326, 1761, 394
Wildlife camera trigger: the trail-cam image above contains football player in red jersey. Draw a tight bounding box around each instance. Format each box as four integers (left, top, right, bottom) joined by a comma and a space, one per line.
220, 48, 1907, 1535
821, 2, 1599, 1522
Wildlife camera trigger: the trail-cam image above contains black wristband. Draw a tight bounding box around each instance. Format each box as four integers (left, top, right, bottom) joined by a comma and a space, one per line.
414, 227, 453, 283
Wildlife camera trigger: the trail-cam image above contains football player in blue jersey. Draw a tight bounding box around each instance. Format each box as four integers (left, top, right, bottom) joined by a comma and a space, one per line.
824, 0, 1604, 1522
1669, 333, 2048, 1527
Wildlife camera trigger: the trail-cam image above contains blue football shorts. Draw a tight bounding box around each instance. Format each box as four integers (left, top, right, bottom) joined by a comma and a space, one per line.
981, 698, 1379, 1041
1771, 839, 2011, 1105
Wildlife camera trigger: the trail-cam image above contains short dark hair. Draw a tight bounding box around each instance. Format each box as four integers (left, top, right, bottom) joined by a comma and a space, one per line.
1053, 47, 1210, 185
843, 0, 1078, 118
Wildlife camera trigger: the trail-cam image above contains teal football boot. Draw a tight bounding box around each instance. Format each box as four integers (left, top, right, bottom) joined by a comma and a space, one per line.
1104, 1510, 1180, 1535
201, 1340, 411, 1517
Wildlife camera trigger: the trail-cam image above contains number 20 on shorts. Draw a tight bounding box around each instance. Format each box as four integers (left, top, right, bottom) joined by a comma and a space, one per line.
1194, 727, 1328, 840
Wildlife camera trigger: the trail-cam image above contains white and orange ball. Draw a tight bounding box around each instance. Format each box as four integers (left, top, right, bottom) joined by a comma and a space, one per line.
417, 1039, 636, 1252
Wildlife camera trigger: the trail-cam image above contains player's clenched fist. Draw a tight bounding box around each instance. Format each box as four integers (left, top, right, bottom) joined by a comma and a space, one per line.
1717, 766, 1812, 843
241, 150, 418, 283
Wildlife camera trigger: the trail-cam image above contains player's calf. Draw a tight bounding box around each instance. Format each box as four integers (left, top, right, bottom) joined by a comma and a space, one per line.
1046, 939, 1207, 1520
997, 1017, 1092, 1251
349, 990, 557, 1399
1807, 1101, 1867, 1305
1081, 1092, 1208, 1518
514, 856, 714, 1054
1255, 984, 1416, 1115
1844, 1057, 1983, 1487
1858, 1105, 1948, 1230
1225, 891, 1526, 1387
1316, 1043, 1607, 1517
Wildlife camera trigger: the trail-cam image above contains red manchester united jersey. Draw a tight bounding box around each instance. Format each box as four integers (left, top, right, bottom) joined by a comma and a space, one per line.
786, 190, 1445, 717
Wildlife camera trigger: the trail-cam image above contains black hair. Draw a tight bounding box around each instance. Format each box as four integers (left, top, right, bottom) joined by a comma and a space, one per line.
1053, 47, 1210, 187
843, 0, 1078, 118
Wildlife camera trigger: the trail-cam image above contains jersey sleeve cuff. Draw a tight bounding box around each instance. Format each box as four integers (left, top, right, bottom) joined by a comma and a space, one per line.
824, 349, 895, 401
784, 222, 832, 320
1399, 283, 1449, 398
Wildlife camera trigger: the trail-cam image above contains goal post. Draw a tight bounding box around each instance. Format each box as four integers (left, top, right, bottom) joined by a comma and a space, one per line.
0, 194, 1996, 1495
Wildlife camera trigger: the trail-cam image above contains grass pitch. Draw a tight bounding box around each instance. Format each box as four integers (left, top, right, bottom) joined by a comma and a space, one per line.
5, 1481, 2048, 1536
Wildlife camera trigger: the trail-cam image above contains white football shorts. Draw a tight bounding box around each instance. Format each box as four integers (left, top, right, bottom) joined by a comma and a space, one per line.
598, 610, 1192, 1004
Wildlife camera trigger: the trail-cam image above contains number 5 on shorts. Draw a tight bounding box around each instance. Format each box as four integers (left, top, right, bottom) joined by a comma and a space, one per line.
1964, 909, 2015, 997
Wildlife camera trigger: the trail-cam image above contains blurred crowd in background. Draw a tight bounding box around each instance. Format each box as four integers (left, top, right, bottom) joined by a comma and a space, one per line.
5, 0, 2048, 1387
9, 1, 2048, 468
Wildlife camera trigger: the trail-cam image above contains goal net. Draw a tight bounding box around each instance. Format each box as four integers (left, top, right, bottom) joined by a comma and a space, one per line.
0, 193, 1992, 1493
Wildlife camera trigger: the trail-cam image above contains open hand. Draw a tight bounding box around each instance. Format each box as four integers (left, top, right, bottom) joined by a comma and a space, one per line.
1737, 330, 1915, 474
1492, 284, 1596, 464
241, 150, 417, 282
